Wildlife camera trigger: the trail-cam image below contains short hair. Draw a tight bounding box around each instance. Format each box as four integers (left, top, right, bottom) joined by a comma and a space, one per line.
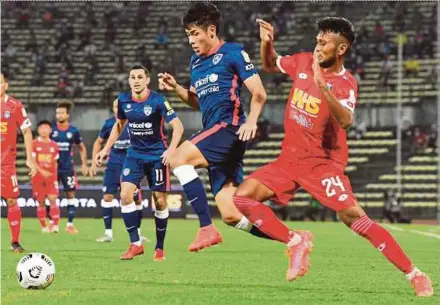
129, 64, 150, 77
1, 70, 9, 82
37, 120, 52, 128
56, 101, 73, 114
183, 2, 221, 34
317, 17, 356, 46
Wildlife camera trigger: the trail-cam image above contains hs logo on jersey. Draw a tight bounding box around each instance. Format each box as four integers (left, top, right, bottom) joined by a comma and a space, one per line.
212, 54, 223, 65
144, 106, 152, 116
291, 88, 321, 116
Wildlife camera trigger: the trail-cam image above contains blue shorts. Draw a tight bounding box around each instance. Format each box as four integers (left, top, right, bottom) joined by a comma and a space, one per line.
103, 162, 141, 201
58, 170, 77, 192
190, 122, 245, 196
121, 156, 170, 192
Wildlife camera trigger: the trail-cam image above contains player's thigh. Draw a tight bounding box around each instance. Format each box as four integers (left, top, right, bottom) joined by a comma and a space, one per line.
296, 162, 357, 213
152, 191, 168, 210
47, 178, 59, 198
237, 160, 298, 204
103, 163, 122, 196
32, 176, 47, 203
1, 166, 20, 199
147, 160, 170, 193
169, 140, 208, 169
47, 194, 58, 205
120, 157, 145, 204
59, 171, 77, 192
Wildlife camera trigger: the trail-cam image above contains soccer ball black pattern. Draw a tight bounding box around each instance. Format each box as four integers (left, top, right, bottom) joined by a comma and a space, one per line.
16, 253, 56, 289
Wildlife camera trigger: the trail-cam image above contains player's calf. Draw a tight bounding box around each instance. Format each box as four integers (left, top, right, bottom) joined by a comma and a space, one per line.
339, 205, 433, 296
36, 202, 48, 231
153, 192, 169, 253
7, 199, 22, 246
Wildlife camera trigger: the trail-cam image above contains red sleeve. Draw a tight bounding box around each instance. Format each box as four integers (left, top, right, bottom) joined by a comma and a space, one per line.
53, 143, 60, 160
276, 52, 310, 79
15, 101, 32, 130
334, 76, 358, 113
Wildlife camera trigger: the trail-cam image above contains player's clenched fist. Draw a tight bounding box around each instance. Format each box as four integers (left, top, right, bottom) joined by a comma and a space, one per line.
158, 73, 177, 91
256, 19, 274, 43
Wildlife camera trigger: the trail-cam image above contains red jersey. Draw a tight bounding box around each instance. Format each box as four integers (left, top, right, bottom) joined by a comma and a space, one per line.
32, 137, 59, 173
276, 52, 358, 166
0, 94, 32, 166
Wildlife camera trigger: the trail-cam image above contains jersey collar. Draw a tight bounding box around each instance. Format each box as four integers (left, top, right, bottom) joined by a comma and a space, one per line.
205, 41, 225, 57
132, 89, 150, 103
1, 94, 9, 103
56, 122, 70, 131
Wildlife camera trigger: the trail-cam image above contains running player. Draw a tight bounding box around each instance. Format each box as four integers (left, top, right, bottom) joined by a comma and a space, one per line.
90, 99, 146, 243
0, 70, 37, 252
232, 17, 433, 297
32, 120, 61, 233
158, 2, 269, 252
51, 101, 89, 234
95, 65, 184, 260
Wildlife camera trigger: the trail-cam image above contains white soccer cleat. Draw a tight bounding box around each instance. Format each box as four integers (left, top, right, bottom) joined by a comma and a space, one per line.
96, 235, 113, 243
140, 235, 150, 244
41, 227, 50, 234
49, 224, 59, 233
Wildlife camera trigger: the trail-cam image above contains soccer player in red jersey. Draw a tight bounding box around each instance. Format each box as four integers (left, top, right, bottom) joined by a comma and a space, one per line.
0, 71, 37, 253
232, 18, 433, 297
32, 120, 61, 233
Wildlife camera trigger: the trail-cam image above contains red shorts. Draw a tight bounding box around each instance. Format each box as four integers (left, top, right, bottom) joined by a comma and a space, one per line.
0, 164, 20, 199
32, 173, 59, 202
248, 155, 356, 211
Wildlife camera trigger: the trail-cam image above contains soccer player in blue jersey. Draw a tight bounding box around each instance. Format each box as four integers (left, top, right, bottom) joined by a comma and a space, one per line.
158, 2, 269, 252
90, 99, 146, 244
51, 101, 89, 234
95, 65, 184, 260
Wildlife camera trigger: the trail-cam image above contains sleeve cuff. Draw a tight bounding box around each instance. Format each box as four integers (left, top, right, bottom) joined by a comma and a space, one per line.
276, 56, 287, 74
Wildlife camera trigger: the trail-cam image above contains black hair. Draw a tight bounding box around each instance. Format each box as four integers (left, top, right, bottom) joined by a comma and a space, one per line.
130, 64, 150, 77
56, 101, 73, 114
183, 2, 221, 34
1, 70, 8, 82
37, 120, 52, 128
317, 17, 356, 46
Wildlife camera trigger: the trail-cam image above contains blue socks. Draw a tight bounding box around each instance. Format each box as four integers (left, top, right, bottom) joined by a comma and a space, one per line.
154, 209, 169, 250
136, 204, 143, 230
121, 202, 140, 244
102, 200, 113, 230
173, 165, 212, 228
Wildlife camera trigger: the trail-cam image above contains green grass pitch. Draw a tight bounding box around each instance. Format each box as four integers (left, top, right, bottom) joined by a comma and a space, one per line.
2, 219, 439, 305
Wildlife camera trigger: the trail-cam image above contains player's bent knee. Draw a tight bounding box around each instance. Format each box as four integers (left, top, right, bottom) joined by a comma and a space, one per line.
66, 191, 75, 199
337, 204, 366, 227
221, 212, 241, 226
154, 196, 168, 211
6, 198, 17, 206
103, 194, 114, 202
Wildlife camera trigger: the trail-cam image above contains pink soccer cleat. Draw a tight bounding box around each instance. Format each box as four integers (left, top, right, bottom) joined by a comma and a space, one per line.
188, 224, 223, 252
286, 230, 313, 281
411, 272, 434, 297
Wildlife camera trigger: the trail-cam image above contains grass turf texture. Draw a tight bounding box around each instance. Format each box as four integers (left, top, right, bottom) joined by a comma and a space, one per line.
2, 219, 439, 305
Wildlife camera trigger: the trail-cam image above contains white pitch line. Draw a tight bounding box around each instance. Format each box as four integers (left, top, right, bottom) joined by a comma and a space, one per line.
383, 224, 440, 240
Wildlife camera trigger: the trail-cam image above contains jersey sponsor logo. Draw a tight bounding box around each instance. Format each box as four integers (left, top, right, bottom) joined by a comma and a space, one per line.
290, 109, 313, 129
125, 104, 133, 112
113, 139, 130, 150
195, 73, 218, 88
37, 153, 53, 164
56, 142, 71, 151
36, 147, 42, 151
1, 122, 8, 133
144, 105, 152, 116
164, 100, 175, 116
4, 111, 10, 118
241, 50, 251, 63
195, 73, 220, 97
128, 122, 154, 136
299, 73, 308, 79
245, 63, 254, 71
212, 54, 223, 65
291, 88, 321, 117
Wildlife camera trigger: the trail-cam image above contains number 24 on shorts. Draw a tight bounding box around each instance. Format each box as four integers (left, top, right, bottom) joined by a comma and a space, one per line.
321, 176, 348, 201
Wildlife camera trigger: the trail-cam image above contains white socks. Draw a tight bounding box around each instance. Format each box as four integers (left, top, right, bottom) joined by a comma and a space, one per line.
173, 165, 199, 185
287, 232, 302, 247
234, 216, 252, 232
105, 229, 113, 238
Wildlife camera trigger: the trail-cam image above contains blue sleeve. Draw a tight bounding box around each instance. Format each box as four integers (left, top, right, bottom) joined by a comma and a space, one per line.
98, 122, 110, 140
158, 96, 177, 123
117, 98, 126, 120
229, 48, 257, 82
74, 129, 83, 145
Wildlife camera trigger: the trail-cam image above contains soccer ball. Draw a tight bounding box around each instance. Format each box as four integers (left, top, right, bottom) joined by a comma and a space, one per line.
16, 253, 55, 289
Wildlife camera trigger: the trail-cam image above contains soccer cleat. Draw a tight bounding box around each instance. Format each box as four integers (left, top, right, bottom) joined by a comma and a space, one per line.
49, 224, 59, 233
410, 272, 433, 297
120, 244, 144, 260
65, 225, 79, 234
96, 235, 113, 243
140, 235, 150, 244
153, 249, 166, 261
11, 242, 25, 253
286, 230, 313, 281
188, 224, 223, 252
41, 227, 50, 234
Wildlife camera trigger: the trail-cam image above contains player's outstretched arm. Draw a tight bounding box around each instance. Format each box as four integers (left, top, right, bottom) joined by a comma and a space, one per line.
95, 119, 127, 166
236, 75, 267, 141
257, 19, 281, 74
158, 72, 200, 110
22, 127, 37, 177
89, 136, 105, 177
312, 52, 354, 129
162, 118, 184, 165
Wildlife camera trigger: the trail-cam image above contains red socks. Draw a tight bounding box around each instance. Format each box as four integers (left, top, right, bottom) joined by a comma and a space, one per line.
234, 196, 291, 243
7, 204, 22, 243
37, 206, 47, 228
351, 215, 413, 273
49, 205, 61, 226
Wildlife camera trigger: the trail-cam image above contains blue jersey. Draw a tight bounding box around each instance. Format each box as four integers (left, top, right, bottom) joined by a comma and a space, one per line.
50, 123, 83, 172
99, 117, 130, 165
117, 90, 177, 161
190, 42, 257, 129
